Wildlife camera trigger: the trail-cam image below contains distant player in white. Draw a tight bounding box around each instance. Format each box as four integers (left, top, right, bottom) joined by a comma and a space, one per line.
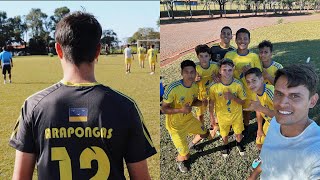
124, 44, 134, 74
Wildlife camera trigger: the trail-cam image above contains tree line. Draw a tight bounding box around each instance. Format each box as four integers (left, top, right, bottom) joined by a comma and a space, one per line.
0, 7, 160, 55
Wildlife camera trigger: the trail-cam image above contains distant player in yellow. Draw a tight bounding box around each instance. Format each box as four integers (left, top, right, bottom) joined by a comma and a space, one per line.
147, 44, 157, 75
209, 59, 246, 157
258, 40, 283, 85
225, 28, 262, 137
161, 60, 211, 173
124, 44, 134, 74
244, 68, 275, 151
137, 44, 146, 68
194, 44, 219, 125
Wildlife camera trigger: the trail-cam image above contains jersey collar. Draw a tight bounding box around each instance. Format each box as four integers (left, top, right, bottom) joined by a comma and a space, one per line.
60, 80, 100, 87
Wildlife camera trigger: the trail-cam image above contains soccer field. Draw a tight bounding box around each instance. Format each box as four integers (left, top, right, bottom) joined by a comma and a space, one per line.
0, 54, 160, 179
160, 20, 320, 179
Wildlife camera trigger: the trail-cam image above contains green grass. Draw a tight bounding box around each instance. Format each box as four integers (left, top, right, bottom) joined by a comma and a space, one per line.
0, 54, 159, 179
160, 19, 320, 179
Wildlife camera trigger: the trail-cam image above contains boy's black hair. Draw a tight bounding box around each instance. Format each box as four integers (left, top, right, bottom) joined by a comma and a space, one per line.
221, 26, 232, 34
181, 60, 196, 70
274, 64, 319, 97
245, 67, 263, 78
219, 58, 234, 68
236, 28, 250, 40
195, 44, 210, 56
258, 40, 273, 52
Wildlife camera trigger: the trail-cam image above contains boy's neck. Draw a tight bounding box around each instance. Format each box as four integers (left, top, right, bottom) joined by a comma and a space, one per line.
262, 60, 272, 68
220, 42, 229, 49
182, 79, 193, 87
257, 84, 265, 96
221, 77, 233, 85
237, 49, 249, 55
201, 63, 210, 69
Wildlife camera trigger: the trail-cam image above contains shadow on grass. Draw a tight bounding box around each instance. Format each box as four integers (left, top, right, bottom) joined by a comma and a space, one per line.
12, 82, 56, 85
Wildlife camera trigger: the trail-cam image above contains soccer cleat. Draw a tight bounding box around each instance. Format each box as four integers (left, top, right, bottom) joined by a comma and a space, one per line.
150, 72, 154, 75
9, 80, 11, 83
221, 144, 230, 158
236, 141, 245, 156
3, 80, 6, 84
176, 160, 188, 173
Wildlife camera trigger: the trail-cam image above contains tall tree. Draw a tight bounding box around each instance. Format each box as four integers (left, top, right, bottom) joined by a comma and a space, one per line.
100, 29, 119, 48
25, 8, 48, 38
50, 7, 70, 31
128, 28, 160, 44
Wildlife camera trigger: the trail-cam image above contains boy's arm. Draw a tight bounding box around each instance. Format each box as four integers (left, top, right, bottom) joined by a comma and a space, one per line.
12, 150, 36, 180
262, 69, 274, 84
191, 98, 203, 107
224, 90, 245, 105
161, 102, 191, 114
127, 160, 151, 180
244, 100, 275, 117
11, 58, 13, 67
248, 164, 262, 180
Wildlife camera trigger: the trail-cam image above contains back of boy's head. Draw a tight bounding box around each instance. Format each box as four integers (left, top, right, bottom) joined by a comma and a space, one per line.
221, 26, 232, 34
245, 67, 262, 78
181, 60, 196, 70
219, 58, 234, 68
236, 28, 250, 39
151, 44, 155, 48
274, 64, 319, 97
55, 11, 102, 66
195, 44, 210, 56
258, 40, 273, 52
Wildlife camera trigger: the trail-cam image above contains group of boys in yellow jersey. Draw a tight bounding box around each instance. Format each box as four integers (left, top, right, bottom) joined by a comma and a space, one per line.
161, 26, 284, 173
124, 44, 158, 75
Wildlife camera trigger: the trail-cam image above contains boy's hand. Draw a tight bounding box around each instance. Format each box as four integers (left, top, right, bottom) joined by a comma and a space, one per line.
212, 74, 220, 83
195, 76, 201, 82
262, 69, 272, 80
223, 90, 234, 100
181, 103, 192, 114
242, 64, 252, 73
257, 129, 265, 138
244, 100, 262, 111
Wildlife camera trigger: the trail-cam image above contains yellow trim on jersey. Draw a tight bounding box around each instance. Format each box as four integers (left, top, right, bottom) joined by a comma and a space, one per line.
60, 80, 101, 87
112, 88, 155, 148
69, 116, 88, 122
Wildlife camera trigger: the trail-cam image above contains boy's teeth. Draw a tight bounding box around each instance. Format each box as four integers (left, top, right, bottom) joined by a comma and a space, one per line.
279, 110, 292, 115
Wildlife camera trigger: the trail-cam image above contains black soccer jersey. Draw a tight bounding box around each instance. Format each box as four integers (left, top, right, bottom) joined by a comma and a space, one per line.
210, 44, 235, 62
9, 81, 156, 180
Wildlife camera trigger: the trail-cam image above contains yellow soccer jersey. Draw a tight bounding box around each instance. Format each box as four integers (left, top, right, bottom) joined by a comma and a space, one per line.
138, 47, 146, 55
257, 84, 274, 122
196, 62, 219, 100
163, 80, 199, 130
263, 61, 283, 85
224, 51, 262, 83
209, 78, 246, 124
147, 48, 157, 62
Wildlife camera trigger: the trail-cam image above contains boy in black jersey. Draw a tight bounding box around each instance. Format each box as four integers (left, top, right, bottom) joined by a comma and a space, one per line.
9, 11, 156, 180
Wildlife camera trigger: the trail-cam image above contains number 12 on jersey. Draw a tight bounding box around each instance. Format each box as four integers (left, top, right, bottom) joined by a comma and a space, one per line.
51, 146, 110, 180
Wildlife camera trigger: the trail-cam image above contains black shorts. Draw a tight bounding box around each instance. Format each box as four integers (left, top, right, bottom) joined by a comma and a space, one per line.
2, 64, 11, 75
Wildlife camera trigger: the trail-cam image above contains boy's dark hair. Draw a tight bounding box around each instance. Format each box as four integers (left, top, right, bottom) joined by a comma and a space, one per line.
274, 64, 319, 97
181, 60, 196, 70
3, 46, 8, 51
258, 40, 273, 52
221, 26, 232, 34
151, 44, 155, 48
55, 11, 102, 66
219, 58, 234, 68
195, 44, 210, 56
127, 44, 131, 47
245, 67, 263, 78
236, 28, 250, 40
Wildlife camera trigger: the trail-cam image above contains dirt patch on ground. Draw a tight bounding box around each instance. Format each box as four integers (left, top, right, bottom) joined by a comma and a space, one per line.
160, 13, 320, 66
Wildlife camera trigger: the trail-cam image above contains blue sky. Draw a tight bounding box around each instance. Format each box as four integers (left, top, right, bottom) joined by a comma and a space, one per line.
1, 1, 159, 43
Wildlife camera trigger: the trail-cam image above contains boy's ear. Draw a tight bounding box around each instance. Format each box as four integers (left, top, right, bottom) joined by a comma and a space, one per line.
309, 93, 319, 108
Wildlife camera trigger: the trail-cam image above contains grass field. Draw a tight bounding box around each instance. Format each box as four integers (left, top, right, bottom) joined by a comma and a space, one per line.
160, 19, 320, 179
0, 54, 159, 179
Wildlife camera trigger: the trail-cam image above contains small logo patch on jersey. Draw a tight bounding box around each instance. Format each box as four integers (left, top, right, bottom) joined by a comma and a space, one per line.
69, 108, 88, 122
